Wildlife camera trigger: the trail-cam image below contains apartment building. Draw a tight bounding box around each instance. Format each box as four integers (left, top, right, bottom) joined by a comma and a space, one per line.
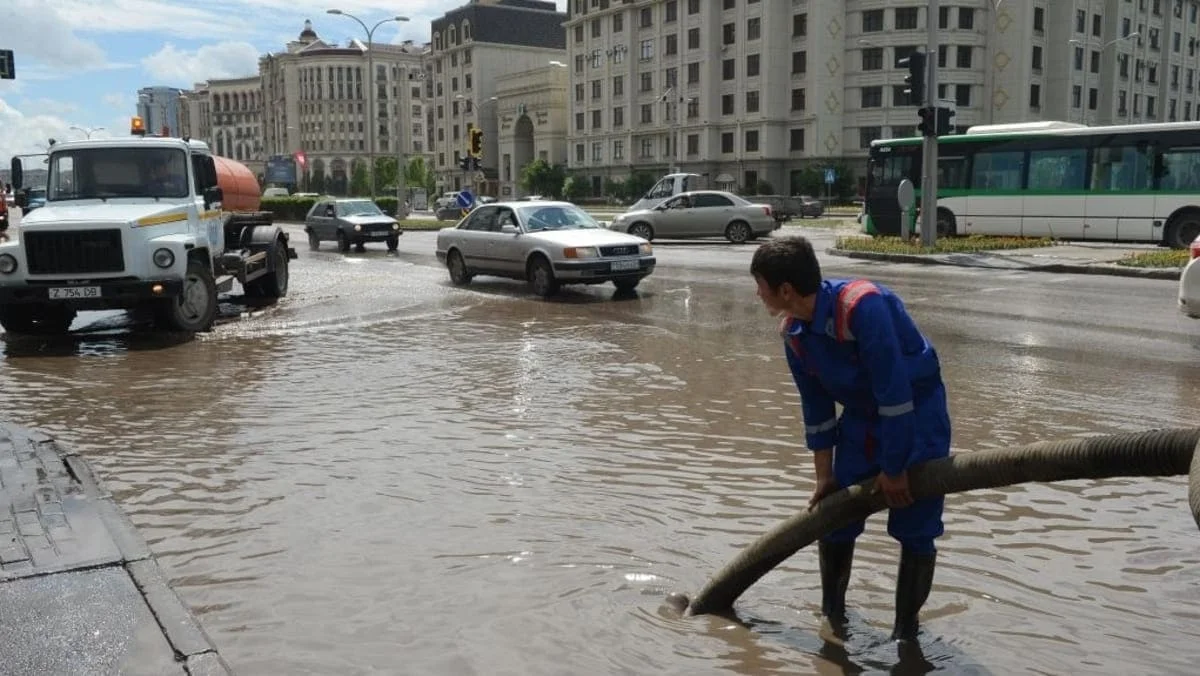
257, 20, 429, 194
563, 0, 1200, 195
428, 0, 568, 193
136, 86, 184, 137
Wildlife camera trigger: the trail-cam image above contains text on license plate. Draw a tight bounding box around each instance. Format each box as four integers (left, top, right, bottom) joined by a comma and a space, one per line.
610, 259, 640, 271
49, 286, 101, 300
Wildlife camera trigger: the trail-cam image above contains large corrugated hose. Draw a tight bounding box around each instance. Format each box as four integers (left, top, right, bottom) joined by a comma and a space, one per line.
673, 427, 1200, 617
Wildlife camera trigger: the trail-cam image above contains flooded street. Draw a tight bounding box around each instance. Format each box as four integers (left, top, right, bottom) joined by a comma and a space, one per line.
1, 227, 1197, 675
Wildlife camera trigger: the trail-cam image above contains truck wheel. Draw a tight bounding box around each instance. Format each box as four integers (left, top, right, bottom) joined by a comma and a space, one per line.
245, 239, 290, 300
156, 259, 217, 332
337, 230, 351, 253
0, 305, 76, 335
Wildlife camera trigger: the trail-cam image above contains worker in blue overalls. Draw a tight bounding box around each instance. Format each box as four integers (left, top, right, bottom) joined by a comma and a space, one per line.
750, 236, 951, 642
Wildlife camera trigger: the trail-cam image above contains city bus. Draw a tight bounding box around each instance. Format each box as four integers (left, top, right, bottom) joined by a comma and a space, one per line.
864, 120, 1200, 249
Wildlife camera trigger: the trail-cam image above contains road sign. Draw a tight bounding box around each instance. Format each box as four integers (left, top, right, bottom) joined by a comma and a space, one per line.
456, 189, 474, 208
0, 50, 14, 80
824, 168, 836, 185
896, 179, 915, 211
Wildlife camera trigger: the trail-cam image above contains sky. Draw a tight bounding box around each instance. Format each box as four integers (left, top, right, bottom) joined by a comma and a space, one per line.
0, 0, 568, 162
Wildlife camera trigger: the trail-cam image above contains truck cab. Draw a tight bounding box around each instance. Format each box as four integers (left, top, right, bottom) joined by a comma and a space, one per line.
0, 117, 294, 335
627, 173, 707, 212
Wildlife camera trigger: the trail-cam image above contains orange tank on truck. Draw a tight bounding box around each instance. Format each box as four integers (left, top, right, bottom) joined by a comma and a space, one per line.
212, 155, 262, 212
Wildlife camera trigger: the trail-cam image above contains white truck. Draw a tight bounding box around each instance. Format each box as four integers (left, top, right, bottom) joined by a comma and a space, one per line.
1, 117, 296, 335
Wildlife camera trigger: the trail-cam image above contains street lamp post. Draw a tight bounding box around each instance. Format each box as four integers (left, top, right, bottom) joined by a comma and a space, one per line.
327, 9, 409, 199
69, 126, 105, 139
1069, 32, 1138, 125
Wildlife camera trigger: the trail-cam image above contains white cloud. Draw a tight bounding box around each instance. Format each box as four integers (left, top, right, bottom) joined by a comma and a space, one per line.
0, 100, 75, 160
103, 92, 133, 110
18, 98, 80, 117
1, 0, 109, 71
141, 42, 261, 86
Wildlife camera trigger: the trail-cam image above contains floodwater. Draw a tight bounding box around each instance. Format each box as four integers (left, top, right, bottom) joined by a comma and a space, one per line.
1, 242, 1198, 675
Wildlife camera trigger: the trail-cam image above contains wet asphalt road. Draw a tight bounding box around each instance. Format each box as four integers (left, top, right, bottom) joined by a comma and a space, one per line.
0, 221, 1196, 675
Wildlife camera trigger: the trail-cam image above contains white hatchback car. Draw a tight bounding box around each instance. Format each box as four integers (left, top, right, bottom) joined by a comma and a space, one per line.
1180, 233, 1200, 318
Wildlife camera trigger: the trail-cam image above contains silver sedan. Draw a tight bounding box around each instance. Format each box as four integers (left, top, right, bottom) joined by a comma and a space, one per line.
435, 201, 655, 297
607, 190, 778, 243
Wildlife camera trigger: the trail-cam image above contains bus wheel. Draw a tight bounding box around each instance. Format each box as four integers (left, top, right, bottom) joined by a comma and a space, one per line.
936, 209, 956, 238
1164, 212, 1200, 250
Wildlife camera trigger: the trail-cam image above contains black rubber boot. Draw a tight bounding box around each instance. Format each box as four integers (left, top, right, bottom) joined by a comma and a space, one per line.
891, 548, 937, 642
818, 540, 856, 622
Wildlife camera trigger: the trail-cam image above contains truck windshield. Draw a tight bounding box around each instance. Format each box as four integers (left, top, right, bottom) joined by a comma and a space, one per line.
46, 147, 190, 201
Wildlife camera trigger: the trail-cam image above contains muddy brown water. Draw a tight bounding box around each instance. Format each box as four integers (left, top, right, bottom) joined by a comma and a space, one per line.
1, 246, 1197, 675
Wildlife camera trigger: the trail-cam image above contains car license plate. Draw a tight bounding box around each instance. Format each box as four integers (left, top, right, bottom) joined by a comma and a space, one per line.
610, 260, 640, 272
49, 286, 100, 299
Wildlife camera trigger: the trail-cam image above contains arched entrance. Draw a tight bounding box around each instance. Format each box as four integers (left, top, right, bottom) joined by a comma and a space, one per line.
330, 158, 348, 196
513, 115, 535, 194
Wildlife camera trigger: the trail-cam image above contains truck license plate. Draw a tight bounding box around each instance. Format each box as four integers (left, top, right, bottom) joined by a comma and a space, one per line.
49, 286, 101, 300
610, 260, 640, 271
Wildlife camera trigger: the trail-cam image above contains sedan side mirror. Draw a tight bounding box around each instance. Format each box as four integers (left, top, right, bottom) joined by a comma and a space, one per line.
500, 224, 520, 235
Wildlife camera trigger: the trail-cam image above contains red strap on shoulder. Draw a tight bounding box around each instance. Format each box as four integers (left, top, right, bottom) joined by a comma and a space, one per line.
835, 280, 881, 341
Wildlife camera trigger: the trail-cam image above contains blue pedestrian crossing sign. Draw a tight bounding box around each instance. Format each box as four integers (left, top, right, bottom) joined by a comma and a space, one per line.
456, 189, 474, 208
824, 168, 836, 185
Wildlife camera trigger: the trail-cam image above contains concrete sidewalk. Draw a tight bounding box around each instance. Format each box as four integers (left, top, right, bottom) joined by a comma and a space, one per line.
0, 424, 231, 675
828, 242, 1185, 280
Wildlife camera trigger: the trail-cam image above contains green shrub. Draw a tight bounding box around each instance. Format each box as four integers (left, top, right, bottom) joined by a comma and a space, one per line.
835, 234, 1055, 254
1115, 249, 1190, 268
260, 195, 401, 221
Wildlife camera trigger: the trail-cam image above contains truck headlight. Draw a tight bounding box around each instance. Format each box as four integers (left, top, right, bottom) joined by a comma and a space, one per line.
0, 254, 17, 274
152, 248, 175, 268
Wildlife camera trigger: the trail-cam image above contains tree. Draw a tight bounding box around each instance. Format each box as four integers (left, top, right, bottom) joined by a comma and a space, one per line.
374, 157, 398, 193
349, 160, 369, 196
753, 180, 775, 195
519, 159, 567, 199
603, 177, 626, 201
310, 171, 326, 195
625, 171, 657, 201
562, 175, 590, 201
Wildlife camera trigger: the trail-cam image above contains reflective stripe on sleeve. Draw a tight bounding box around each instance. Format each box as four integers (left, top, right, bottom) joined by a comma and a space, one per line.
809, 417, 838, 432
878, 401, 915, 417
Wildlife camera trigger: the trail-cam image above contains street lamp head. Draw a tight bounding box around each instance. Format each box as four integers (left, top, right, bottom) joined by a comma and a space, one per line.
1126, 31, 1140, 39
394, 16, 409, 22
549, 60, 567, 67
327, 8, 343, 15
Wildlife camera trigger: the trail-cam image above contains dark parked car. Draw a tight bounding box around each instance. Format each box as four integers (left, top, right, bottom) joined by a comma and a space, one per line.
795, 195, 825, 218
304, 198, 402, 253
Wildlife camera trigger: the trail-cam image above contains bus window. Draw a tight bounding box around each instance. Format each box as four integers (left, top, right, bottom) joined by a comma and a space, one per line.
1158, 146, 1200, 191
939, 156, 968, 189
972, 150, 1024, 190
879, 153, 914, 186
1091, 146, 1153, 192
1028, 148, 1087, 191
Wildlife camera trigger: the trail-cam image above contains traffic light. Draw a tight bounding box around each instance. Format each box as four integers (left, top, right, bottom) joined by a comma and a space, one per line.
458, 156, 471, 171
469, 127, 483, 158
897, 50, 926, 106
936, 106, 957, 135
470, 157, 481, 171
917, 106, 937, 137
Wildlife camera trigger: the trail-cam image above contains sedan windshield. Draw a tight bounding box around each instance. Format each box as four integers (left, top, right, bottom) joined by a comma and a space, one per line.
336, 200, 384, 217
518, 204, 600, 232
47, 147, 190, 201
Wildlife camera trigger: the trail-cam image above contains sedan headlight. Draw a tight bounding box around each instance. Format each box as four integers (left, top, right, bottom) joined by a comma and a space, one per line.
639, 242, 653, 255
152, 248, 175, 269
564, 246, 599, 259
0, 254, 17, 274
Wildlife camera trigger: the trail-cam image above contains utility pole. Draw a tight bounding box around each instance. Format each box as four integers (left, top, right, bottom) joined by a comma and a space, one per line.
920, 0, 940, 248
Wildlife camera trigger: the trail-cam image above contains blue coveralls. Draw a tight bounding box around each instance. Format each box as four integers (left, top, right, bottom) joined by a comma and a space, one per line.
782, 278, 951, 555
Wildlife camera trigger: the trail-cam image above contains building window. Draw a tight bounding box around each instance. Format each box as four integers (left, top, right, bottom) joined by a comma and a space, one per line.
793, 13, 807, 37
640, 40, 654, 60
860, 126, 882, 148
791, 88, 806, 111
746, 54, 760, 77
861, 86, 883, 108
790, 128, 805, 152
747, 17, 761, 41
721, 132, 734, 154
1031, 84, 1041, 109
862, 48, 883, 71
746, 90, 760, 113
895, 7, 918, 30
862, 9, 883, 32
745, 130, 759, 153
960, 8, 975, 29
792, 51, 807, 74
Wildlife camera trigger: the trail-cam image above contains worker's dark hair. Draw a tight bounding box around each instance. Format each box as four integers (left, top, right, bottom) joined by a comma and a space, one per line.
750, 236, 822, 296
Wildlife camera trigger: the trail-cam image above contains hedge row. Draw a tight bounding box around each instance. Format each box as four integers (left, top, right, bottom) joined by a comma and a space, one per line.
260, 195, 403, 221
